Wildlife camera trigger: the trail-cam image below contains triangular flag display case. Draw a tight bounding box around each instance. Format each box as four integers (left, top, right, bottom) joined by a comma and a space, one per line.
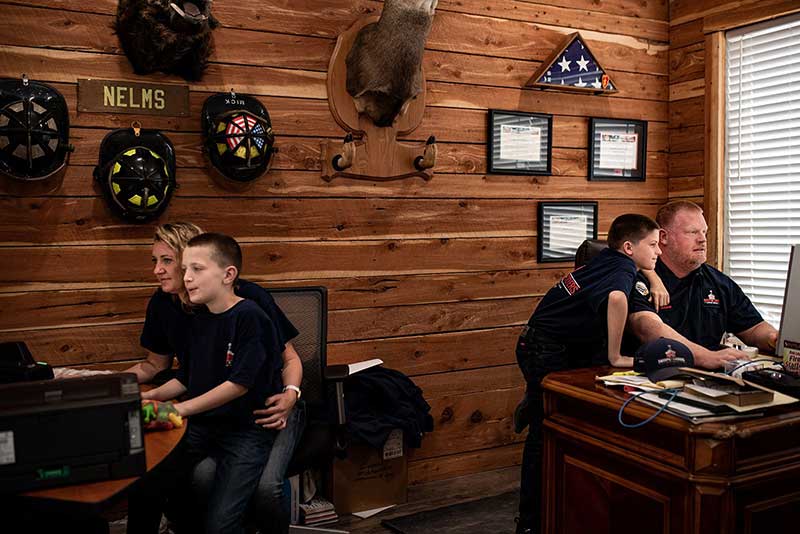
525, 32, 617, 95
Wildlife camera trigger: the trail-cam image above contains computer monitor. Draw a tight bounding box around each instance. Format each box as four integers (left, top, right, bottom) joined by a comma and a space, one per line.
777, 244, 800, 374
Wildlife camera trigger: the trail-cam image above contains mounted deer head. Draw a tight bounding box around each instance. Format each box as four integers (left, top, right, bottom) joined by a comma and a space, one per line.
345, 0, 438, 127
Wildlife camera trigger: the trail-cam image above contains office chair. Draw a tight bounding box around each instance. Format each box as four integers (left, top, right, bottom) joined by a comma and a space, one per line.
267, 287, 343, 476
574, 239, 608, 268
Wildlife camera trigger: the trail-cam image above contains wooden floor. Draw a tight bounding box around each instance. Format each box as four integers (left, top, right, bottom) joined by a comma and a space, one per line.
334, 465, 520, 534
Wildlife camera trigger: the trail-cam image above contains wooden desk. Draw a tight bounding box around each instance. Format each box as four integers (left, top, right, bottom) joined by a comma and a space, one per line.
21, 424, 185, 506
541, 367, 800, 534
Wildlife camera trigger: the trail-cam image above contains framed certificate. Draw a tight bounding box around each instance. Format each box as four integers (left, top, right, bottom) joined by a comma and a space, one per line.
538, 201, 598, 263
588, 118, 647, 181
488, 110, 552, 175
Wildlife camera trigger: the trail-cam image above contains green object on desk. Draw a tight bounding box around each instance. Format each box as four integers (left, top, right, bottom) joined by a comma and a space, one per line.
141, 400, 183, 431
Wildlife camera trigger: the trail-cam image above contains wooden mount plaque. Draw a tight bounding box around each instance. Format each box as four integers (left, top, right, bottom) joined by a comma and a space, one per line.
321, 16, 434, 182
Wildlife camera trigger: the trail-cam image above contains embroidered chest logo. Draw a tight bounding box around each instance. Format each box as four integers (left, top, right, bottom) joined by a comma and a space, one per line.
225, 342, 234, 367
559, 272, 581, 296
703, 290, 720, 305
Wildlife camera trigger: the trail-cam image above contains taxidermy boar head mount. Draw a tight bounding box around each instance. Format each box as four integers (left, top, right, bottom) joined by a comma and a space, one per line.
115, 0, 219, 81
345, 0, 438, 127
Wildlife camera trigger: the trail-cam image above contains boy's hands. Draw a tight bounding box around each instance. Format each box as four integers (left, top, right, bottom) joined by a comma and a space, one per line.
608, 354, 634, 367
642, 270, 670, 311
141, 400, 184, 431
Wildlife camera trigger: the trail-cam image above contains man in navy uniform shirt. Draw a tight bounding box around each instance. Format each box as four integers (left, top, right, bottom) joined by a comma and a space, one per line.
628, 200, 778, 368
515, 213, 661, 534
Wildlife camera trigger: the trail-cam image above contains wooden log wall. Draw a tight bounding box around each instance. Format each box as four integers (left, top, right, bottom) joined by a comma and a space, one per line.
0, 0, 669, 485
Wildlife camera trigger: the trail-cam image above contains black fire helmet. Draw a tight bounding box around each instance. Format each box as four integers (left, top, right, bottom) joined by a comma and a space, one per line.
201, 90, 275, 183
0, 75, 72, 189
94, 122, 176, 223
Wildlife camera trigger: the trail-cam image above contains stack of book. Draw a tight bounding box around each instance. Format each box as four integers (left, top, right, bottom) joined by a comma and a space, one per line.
299, 497, 338, 526
598, 368, 798, 424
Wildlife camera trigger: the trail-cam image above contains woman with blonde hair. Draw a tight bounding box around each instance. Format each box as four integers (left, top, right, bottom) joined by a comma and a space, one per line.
126, 221, 303, 534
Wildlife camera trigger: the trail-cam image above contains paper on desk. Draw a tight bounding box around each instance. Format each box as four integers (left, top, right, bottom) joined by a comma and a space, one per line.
596, 374, 661, 390
53, 367, 113, 378
637, 392, 716, 417
352, 504, 395, 519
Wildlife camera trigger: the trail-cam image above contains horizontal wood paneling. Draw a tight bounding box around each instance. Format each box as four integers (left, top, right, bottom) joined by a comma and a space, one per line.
668, 151, 704, 179
409, 443, 523, 485
0, 46, 668, 122
670, 19, 705, 49
34, 82, 670, 149
669, 43, 705, 84
0, 0, 669, 484
0, 269, 564, 319
0, 197, 658, 245
670, 125, 705, 154
669, 96, 704, 129
1, 237, 545, 287
46, 166, 669, 201
0, 5, 670, 100
328, 327, 521, 376
413, 387, 524, 460
61, 129, 668, 173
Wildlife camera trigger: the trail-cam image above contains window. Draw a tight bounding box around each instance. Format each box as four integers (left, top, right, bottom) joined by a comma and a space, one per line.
725, 13, 800, 327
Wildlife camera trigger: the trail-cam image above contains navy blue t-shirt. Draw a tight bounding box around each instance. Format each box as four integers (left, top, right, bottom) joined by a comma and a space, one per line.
530, 248, 638, 349
176, 299, 282, 423
140, 289, 191, 359
139, 278, 298, 364
629, 259, 764, 350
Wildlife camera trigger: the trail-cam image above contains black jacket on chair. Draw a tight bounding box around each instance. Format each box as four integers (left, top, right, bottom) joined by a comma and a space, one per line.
339, 366, 434, 450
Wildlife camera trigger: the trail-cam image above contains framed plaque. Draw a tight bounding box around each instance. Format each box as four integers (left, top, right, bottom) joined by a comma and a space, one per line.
538, 201, 598, 263
588, 118, 647, 181
488, 110, 552, 175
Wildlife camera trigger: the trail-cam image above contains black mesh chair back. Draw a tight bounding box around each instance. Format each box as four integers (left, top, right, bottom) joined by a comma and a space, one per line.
268, 287, 332, 475
575, 239, 608, 268
268, 287, 327, 411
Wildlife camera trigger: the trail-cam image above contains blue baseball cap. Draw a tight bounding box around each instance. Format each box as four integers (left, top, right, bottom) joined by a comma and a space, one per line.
634, 338, 695, 382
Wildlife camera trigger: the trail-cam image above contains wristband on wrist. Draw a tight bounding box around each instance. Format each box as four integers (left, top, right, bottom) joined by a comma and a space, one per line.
283, 384, 301, 400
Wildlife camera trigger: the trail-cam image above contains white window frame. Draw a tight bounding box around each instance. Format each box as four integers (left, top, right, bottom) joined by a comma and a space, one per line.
723, 12, 800, 327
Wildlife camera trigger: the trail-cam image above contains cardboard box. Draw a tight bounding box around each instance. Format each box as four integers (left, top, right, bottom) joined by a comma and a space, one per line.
331, 429, 407, 514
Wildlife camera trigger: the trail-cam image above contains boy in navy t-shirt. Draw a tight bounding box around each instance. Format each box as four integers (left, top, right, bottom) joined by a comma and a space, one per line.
514, 214, 661, 534
127, 233, 281, 534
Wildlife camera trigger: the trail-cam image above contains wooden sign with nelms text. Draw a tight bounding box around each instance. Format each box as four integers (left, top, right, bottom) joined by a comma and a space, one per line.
78, 79, 189, 116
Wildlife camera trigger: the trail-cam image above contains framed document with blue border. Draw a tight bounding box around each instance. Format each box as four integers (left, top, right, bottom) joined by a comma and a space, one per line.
488, 110, 552, 175
588, 118, 647, 181
538, 201, 598, 263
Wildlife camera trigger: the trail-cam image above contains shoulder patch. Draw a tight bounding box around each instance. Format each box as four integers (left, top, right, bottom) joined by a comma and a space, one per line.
635, 280, 649, 296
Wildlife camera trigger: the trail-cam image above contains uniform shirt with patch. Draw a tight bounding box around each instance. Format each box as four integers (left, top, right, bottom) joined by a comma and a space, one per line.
139, 278, 298, 364
629, 259, 764, 349
176, 299, 282, 423
529, 248, 638, 347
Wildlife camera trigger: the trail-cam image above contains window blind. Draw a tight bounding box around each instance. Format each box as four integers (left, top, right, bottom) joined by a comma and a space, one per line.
725, 13, 800, 328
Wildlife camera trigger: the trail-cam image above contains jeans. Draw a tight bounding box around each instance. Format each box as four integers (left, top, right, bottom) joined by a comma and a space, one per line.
127, 420, 275, 534
515, 328, 576, 533
193, 402, 306, 534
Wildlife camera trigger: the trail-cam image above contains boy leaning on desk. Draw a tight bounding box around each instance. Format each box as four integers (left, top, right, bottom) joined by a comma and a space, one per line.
126, 233, 283, 534
514, 213, 661, 534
